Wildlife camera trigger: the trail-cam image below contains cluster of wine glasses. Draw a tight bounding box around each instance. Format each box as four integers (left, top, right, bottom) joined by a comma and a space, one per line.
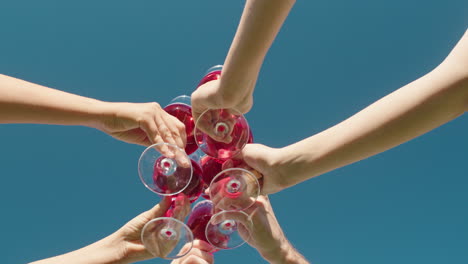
138, 65, 261, 259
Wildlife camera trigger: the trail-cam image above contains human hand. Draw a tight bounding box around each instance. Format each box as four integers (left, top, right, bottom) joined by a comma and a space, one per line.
216, 195, 307, 263
97, 102, 187, 153
114, 195, 191, 263
170, 240, 215, 264
240, 143, 288, 195
208, 158, 262, 211
191, 79, 253, 129
212, 195, 308, 264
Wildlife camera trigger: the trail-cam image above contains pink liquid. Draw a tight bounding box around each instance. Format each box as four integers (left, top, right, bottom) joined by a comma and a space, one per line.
200, 156, 223, 199
164, 103, 197, 155
187, 201, 213, 244
197, 70, 221, 88
180, 160, 204, 203
152, 156, 192, 195
199, 127, 254, 199
187, 201, 228, 250
200, 156, 223, 185
195, 68, 253, 159
198, 110, 250, 159
152, 158, 203, 202
248, 128, 254, 144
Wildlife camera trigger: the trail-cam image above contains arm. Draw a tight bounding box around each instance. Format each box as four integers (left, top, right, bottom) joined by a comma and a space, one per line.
242, 29, 468, 194
30, 196, 191, 264
191, 0, 295, 119
239, 196, 309, 264
0, 74, 186, 151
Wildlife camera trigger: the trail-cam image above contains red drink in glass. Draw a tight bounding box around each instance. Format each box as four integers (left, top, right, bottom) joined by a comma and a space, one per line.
153, 158, 203, 202
197, 70, 221, 87
180, 160, 204, 203
164, 103, 197, 155
187, 200, 229, 250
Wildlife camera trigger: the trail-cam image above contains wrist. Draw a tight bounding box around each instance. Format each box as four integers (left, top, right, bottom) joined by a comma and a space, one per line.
89, 233, 128, 264
261, 239, 305, 264
271, 144, 315, 190
77, 99, 112, 130
88, 101, 122, 131
218, 68, 257, 105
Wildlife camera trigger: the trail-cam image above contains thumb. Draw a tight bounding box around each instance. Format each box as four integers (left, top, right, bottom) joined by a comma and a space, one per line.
142, 196, 172, 220
240, 143, 270, 173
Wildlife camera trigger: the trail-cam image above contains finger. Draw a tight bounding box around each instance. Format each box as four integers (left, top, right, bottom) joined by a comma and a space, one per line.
192, 239, 216, 253
143, 196, 172, 219
190, 91, 205, 126
140, 137, 152, 147
239, 144, 264, 171
221, 159, 234, 170
196, 109, 232, 144
168, 115, 187, 150
154, 133, 174, 158
180, 248, 214, 264
155, 115, 178, 149
194, 108, 214, 138
172, 194, 191, 221
140, 120, 174, 158
181, 255, 210, 264
210, 211, 253, 236
139, 118, 159, 145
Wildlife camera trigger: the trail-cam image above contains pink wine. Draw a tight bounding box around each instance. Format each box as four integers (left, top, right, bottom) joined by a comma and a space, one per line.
164, 103, 197, 155
152, 158, 203, 202
187, 200, 228, 250
197, 70, 221, 88
179, 159, 204, 203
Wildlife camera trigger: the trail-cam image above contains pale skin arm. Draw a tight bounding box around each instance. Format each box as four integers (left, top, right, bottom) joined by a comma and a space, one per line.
0, 74, 106, 126
225, 196, 309, 264
242, 29, 468, 194
191, 0, 295, 119
0, 74, 187, 155
30, 196, 191, 264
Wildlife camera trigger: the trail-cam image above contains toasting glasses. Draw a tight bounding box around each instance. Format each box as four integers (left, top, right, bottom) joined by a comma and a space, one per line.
187, 200, 253, 250
138, 144, 254, 257
164, 95, 198, 155
138, 143, 202, 259
137, 65, 261, 259
194, 65, 251, 160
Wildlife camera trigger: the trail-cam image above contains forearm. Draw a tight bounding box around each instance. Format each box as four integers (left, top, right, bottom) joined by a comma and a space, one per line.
30, 234, 127, 264
220, 0, 295, 100
0, 74, 107, 127
261, 239, 309, 264
281, 61, 468, 187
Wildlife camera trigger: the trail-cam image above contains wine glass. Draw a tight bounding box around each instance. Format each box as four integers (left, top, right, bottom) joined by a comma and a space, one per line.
197, 65, 222, 87
198, 128, 254, 199
138, 143, 198, 259
187, 200, 252, 250
194, 108, 250, 160
164, 95, 198, 155
139, 143, 193, 196
141, 194, 195, 260
141, 216, 194, 259
209, 167, 260, 211
139, 142, 205, 203
194, 66, 251, 160
183, 148, 205, 203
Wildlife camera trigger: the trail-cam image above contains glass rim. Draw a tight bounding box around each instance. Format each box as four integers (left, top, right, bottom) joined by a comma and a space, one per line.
141, 216, 194, 259
138, 142, 193, 196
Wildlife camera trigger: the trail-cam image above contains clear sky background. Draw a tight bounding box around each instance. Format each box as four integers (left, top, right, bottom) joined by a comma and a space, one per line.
1, 1, 467, 263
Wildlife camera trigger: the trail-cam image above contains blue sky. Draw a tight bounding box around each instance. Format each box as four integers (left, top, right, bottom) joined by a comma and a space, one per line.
1, 1, 467, 263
